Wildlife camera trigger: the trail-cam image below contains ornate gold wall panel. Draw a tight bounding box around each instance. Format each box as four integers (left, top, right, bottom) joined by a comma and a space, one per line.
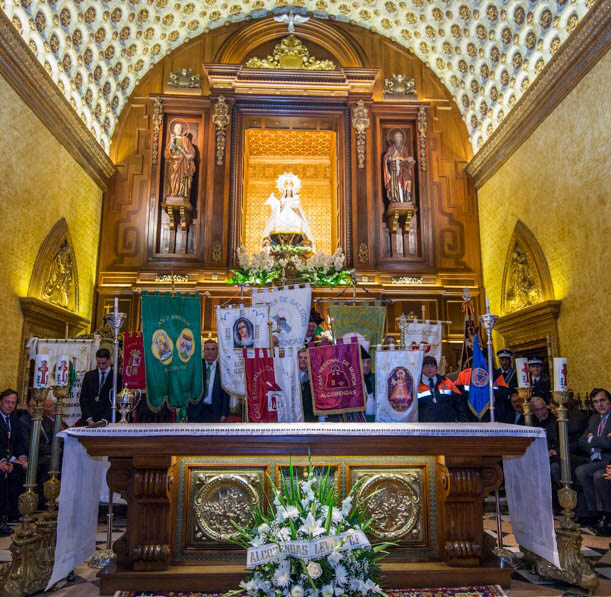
479, 50, 611, 391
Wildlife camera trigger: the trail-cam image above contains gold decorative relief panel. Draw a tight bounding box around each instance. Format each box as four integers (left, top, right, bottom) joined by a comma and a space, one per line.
186, 467, 267, 547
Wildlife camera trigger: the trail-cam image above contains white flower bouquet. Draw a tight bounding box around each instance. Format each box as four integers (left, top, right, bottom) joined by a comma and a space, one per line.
228, 461, 392, 597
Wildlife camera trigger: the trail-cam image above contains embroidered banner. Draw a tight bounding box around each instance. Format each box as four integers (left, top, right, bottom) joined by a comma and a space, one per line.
459, 293, 478, 370
375, 347, 423, 422
122, 332, 146, 390
400, 321, 442, 365
243, 348, 280, 423
252, 285, 312, 348
273, 347, 304, 423
30, 338, 100, 426
216, 304, 270, 398
141, 292, 203, 421
328, 301, 386, 355
308, 338, 366, 416
246, 529, 371, 568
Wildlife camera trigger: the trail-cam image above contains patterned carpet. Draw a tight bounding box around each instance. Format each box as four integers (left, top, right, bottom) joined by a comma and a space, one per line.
2, 512, 611, 597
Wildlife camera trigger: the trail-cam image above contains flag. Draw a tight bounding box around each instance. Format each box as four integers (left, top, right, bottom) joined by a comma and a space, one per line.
122, 332, 146, 390
459, 293, 478, 370
243, 348, 280, 422
400, 321, 442, 365
141, 292, 203, 421
468, 335, 490, 419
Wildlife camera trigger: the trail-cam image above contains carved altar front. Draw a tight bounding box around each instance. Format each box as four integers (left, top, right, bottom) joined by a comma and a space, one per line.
68, 423, 536, 594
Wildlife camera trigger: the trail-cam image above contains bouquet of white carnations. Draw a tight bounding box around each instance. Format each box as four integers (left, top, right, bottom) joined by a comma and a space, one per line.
228, 461, 392, 597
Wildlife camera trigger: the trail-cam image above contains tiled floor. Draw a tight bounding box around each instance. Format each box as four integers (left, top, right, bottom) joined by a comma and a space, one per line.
1, 514, 610, 596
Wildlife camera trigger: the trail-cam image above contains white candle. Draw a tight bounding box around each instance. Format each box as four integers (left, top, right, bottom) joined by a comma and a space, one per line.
56, 355, 70, 386
485, 297, 491, 313
34, 354, 50, 388
114, 297, 119, 315
515, 358, 529, 388
553, 358, 568, 392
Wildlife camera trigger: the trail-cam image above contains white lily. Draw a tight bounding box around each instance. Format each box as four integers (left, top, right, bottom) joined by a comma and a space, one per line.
299, 512, 325, 537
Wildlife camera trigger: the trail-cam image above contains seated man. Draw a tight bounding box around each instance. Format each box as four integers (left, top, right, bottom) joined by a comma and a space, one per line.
0, 389, 29, 534
575, 388, 611, 526
503, 391, 524, 425
593, 464, 611, 535
187, 339, 229, 423
418, 356, 467, 422
532, 396, 559, 460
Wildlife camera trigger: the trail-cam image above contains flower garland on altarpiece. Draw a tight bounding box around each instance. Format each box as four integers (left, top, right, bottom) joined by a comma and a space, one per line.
229, 247, 353, 288
228, 460, 392, 597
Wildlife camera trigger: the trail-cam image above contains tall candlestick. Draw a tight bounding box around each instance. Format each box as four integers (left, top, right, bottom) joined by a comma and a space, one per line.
554, 358, 568, 392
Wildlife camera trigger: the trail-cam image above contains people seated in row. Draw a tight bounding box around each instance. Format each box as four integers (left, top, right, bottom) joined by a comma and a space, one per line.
0, 389, 29, 536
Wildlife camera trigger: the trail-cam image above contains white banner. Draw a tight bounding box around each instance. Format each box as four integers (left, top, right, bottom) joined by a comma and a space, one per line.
375, 347, 423, 422
247, 529, 371, 568
252, 284, 312, 348
216, 305, 270, 397
400, 321, 442, 366
31, 338, 99, 426
273, 347, 304, 423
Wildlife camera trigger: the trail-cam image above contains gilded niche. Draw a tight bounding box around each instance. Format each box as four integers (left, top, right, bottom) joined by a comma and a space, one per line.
41, 240, 74, 309
245, 35, 335, 71
500, 221, 554, 315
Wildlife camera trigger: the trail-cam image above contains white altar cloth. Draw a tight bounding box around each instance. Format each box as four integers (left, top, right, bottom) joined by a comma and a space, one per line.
48, 422, 559, 589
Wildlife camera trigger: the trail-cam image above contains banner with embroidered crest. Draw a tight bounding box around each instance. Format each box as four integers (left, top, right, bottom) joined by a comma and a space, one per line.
141, 291, 203, 421
307, 337, 366, 416
252, 284, 312, 348
375, 346, 424, 422
243, 348, 280, 423
399, 320, 442, 366
216, 304, 270, 398
468, 334, 491, 419
122, 332, 146, 390
328, 301, 386, 362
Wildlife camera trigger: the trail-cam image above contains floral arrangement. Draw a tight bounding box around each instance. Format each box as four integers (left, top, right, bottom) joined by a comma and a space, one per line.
229, 247, 353, 288
229, 461, 391, 597
269, 244, 311, 257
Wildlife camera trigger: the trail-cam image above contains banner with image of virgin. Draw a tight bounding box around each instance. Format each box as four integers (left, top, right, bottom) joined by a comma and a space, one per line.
243, 348, 280, 423
216, 304, 270, 398
252, 284, 312, 348
308, 337, 366, 416
375, 347, 424, 422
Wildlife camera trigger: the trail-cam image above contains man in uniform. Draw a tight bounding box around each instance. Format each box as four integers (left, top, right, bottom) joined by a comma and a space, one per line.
455, 366, 510, 422
418, 356, 468, 422
495, 349, 517, 391
528, 356, 551, 403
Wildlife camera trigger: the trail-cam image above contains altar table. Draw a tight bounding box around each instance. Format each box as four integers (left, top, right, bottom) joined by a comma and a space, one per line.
52, 423, 556, 594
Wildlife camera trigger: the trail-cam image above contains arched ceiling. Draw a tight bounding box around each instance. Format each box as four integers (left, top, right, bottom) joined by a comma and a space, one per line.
2, 0, 591, 154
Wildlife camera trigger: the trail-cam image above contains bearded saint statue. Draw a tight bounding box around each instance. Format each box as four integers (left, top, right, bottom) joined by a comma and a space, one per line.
165, 122, 196, 199
383, 129, 416, 204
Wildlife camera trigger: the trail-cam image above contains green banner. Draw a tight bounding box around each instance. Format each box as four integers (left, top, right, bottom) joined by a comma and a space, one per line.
141, 292, 203, 421
328, 301, 386, 357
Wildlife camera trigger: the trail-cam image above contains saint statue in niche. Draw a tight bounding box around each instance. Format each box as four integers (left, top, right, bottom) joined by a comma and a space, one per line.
165, 121, 196, 199
383, 129, 416, 204
41, 240, 73, 309
262, 173, 316, 251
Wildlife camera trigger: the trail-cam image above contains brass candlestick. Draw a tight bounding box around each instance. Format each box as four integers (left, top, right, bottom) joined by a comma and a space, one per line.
521, 390, 598, 591
519, 387, 533, 426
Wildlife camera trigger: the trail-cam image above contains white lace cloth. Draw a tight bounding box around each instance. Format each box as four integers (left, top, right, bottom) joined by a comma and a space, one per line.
48, 423, 559, 589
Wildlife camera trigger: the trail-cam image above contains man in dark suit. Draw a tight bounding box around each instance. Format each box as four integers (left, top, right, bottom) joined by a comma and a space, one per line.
79, 348, 122, 424
501, 390, 524, 425
0, 389, 29, 534
187, 340, 229, 423
575, 388, 611, 526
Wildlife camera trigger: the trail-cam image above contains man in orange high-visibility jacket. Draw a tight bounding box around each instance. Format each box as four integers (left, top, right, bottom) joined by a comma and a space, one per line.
455, 367, 511, 422
418, 356, 468, 422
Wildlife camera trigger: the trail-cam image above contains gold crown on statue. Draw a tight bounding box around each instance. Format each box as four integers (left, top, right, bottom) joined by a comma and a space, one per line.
276, 172, 301, 193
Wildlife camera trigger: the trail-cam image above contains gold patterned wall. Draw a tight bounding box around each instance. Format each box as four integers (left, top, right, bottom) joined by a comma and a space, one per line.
0, 73, 102, 387
478, 51, 611, 391
242, 129, 336, 256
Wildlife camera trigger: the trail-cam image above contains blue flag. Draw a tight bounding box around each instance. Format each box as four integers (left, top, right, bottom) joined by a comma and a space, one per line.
469, 334, 490, 419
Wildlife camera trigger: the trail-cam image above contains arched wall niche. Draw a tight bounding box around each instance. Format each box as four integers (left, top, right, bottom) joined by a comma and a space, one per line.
500, 220, 554, 316
28, 217, 79, 314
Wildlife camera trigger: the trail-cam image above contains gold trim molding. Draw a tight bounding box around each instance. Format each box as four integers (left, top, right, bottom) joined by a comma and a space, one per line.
0, 11, 114, 189
466, 0, 611, 189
